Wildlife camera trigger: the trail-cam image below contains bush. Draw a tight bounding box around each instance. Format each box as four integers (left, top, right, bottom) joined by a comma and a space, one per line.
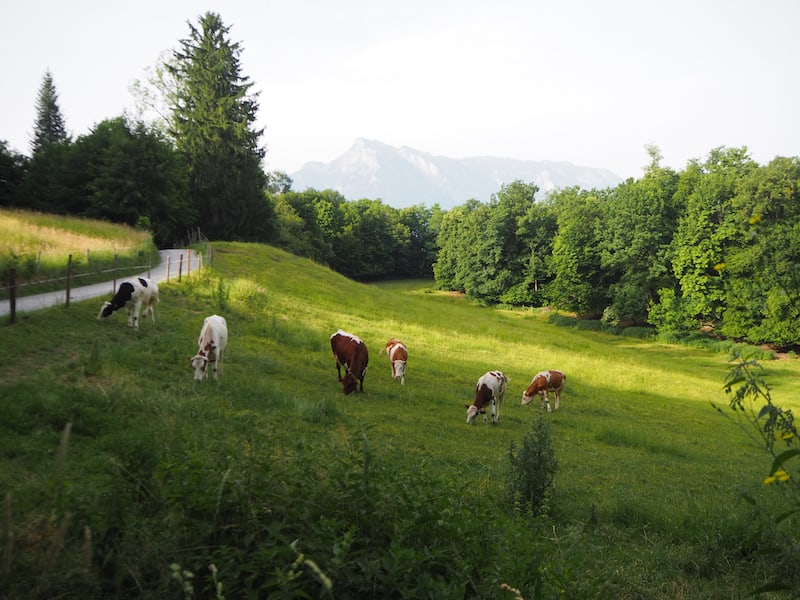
548, 313, 578, 328
505, 416, 558, 515
620, 326, 655, 339
576, 319, 602, 331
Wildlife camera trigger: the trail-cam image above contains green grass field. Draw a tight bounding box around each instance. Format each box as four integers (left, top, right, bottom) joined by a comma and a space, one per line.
1, 240, 798, 598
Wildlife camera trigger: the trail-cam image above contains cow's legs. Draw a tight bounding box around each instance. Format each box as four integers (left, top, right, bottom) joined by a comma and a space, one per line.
128, 300, 142, 329
493, 396, 503, 424
143, 301, 156, 323
554, 391, 560, 411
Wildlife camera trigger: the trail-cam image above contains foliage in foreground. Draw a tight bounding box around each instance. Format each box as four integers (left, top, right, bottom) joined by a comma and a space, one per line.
719, 353, 800, 596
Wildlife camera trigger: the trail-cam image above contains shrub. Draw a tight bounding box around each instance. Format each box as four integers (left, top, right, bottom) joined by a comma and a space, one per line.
620, 326, 655, 339
576, 319, 601, 331
505, 416, 558, 515
548, 313, 578, 328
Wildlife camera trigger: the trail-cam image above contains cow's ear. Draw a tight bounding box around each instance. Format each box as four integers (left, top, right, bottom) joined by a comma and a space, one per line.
464, 404, 471, 409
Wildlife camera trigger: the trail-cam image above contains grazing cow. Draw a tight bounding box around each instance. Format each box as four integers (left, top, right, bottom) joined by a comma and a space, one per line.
521, 370, 566, 412
380, 338, 407, 384
97, 277, 159, 330
330, 329, 369, 395
465, 370, 508, 425
190, 315, 228, 381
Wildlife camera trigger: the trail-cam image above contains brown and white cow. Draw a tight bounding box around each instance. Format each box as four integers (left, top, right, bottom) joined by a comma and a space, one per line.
190, 315, 228, 381
330, 329, 369, 395
465, 370, 508, 425
380, 338, 407, 384
97, 277, 159, 330
521, 369, 566, 412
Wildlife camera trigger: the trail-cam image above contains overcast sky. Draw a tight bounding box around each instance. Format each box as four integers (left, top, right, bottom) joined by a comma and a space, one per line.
1, 0, 797, 181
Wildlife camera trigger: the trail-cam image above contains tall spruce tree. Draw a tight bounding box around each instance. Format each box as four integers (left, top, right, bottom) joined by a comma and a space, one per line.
167, 12, 273, 241
31, 70, 69, 154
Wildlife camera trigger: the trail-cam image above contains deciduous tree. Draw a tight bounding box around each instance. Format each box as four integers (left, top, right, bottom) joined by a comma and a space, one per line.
599, 150, 679, 324
0, 141, 27, 206
546, 187, 608, 317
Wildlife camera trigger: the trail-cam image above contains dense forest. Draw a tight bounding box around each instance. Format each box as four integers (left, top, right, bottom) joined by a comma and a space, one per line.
1, 12, 798, 349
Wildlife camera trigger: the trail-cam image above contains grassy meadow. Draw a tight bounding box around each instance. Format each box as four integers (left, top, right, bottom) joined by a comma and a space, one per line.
0, 208, 158, 297
1, 240, 799, 598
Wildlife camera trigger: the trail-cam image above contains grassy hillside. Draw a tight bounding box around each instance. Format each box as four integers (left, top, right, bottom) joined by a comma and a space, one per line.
1, 241, 798, 598
0, 208, 158, 297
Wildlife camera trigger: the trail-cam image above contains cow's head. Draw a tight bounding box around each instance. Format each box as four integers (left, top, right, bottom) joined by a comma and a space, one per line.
190, 353, 209, 381
521, 392, 534, 405
342, 372, 358, 395
464, 404, 488, 424
392, 360, 406, 381
97, 301, 115, 320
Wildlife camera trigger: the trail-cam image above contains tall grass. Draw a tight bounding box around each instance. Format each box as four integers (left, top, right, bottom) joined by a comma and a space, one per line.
1, 241, 798, 598
0, 209, 158, 297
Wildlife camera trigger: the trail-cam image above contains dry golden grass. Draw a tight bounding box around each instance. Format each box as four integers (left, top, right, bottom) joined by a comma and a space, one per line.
0, 209, 149, 258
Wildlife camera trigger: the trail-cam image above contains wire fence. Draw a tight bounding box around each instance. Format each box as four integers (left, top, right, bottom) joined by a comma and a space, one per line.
2, 248, 205, 325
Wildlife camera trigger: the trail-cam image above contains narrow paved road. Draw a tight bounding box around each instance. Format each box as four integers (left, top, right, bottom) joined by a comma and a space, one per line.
0, 249, 202, 317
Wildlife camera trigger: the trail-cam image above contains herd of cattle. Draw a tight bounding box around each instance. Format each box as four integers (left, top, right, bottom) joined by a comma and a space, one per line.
97, 277, 566, 423
329, 328, 566, 425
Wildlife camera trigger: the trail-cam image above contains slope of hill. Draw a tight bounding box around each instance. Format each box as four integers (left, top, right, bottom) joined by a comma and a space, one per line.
1, 240, 796, 598
290, 138, 623, 208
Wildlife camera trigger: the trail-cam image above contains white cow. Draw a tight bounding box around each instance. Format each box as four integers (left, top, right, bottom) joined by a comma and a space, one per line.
190, 315, 228, 381
97, 277, 159, 330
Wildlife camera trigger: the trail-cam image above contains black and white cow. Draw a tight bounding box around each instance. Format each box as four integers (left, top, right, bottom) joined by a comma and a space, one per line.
465, 370, 508, 425
97, 277, 159, 330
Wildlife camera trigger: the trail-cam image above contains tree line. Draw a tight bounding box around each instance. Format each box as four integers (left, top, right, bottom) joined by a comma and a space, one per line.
435, 147, 800, 349
1, 12, 798, 348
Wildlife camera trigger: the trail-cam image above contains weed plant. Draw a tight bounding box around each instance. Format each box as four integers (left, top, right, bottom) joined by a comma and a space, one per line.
506, 416, 558, 515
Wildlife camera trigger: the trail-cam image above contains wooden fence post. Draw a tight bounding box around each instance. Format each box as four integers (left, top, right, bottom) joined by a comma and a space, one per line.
9, 267, 16, 325
178, 254, 184, 282
187, 249, 191, 277
113, 252, 118, 294
65, 254, 73, 308
166, 256, 171, 283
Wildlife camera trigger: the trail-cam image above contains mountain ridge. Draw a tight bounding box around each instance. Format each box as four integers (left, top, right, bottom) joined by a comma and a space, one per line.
290, 138, 623, 208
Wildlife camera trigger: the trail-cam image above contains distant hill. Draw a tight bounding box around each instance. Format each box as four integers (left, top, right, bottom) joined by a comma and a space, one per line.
289, 138, 623, 208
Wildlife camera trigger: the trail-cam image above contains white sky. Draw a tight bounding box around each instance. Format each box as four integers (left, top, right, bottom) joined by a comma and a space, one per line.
1, 0, 798, 181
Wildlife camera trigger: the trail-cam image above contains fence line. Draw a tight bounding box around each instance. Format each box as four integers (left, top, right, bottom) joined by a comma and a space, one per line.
0, 263, 154, 294
3, 249, 204, 325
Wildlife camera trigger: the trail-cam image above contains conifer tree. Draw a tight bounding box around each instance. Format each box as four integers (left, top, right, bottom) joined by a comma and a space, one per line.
167, 12, 273, 241
31, 70, 69, 154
